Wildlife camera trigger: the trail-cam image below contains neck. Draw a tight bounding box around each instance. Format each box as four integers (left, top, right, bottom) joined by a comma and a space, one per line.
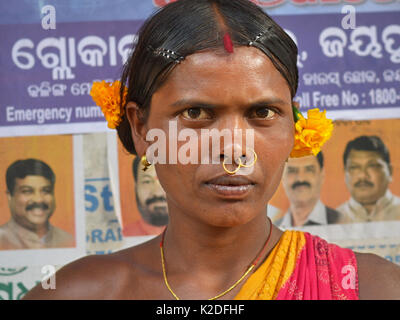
290, 198, 318, 227
162, 205, 279, 279
361, 203, 376, 214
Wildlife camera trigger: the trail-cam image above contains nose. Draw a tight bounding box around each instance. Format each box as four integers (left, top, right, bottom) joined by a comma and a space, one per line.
217, 117, 255, 173
296, 168, 307, 181
32, 190, 44, 203
220, 145, 246, 166
357, 165, 371, 180
154, 181, 166, 197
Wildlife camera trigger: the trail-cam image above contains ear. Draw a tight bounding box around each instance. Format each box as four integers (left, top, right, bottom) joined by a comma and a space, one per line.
125, 101, 149, 157
6, 190, 11, 200
320, 165, 326, 181
292, 101, 300, 109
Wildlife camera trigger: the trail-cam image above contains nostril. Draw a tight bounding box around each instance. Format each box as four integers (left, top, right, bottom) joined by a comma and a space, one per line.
240, 154, 247, 164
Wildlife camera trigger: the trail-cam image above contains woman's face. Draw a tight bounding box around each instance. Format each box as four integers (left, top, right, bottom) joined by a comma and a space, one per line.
131, 46, 294, 227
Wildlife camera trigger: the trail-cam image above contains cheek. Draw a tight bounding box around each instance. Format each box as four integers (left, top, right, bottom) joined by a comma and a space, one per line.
10, 198, 26, 214
345, 172, 354, 185
282, 175, 292, 189
15, 195, 29, 207
155, 163, 193, 197
257, 125, 293, 165
137, 187, 150, 201
45, 195, 54, 204
373, 170, 389, 185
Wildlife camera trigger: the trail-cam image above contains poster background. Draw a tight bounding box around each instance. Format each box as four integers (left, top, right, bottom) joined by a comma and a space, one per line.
0, 135, 75, 236
117, 138, 140, 230
1, 2, 400, 137
270, 119, 400, 214
1, 0, 400, 299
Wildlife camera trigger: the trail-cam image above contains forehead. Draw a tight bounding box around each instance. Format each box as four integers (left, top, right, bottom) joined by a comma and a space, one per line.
137, 166, 158, 180
151, 46, 292, 107
14, 175, 52, 189
286, 155, 319, 168
346, 150, 385, 163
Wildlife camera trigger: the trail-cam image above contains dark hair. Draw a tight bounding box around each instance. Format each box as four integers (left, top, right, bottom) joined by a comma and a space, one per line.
132, 156, 141, 183
316, 151, 324, 169
117, 0, 298, 155
6, 159, 55, 195
343, 136, 390, 166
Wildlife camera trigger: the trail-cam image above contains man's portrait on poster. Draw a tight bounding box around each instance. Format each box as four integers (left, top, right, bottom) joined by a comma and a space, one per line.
0, 159, 74, 250
277, 152, 340, 228
337, 135, 400, 223
123, 156, 168, 236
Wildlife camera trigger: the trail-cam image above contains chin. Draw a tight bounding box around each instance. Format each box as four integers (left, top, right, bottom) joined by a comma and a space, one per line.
201, 205, 260, 228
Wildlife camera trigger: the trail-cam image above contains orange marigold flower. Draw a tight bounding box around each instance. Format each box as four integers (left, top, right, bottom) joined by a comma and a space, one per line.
290, 108, 334, 158
90, 80, 128, 129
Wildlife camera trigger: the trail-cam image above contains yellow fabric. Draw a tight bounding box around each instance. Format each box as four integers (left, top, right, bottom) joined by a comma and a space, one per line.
234, 230, 306, 300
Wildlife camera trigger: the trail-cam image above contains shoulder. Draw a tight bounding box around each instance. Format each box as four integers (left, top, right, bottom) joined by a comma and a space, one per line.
23, 252, 133, 299
335, 199, 350, 209
333, 202, 353, 223
0, 222, 10, 233
51, 225, 74, 239
23, 238, 160, 300
355, 251, 400, 299
325, 206, 341, 224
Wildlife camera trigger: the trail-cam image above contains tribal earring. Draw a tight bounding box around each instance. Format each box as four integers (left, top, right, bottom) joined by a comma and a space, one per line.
141, 154, 151, 172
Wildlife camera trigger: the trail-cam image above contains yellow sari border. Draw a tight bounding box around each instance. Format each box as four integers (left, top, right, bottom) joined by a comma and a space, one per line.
234, 230, 306, 300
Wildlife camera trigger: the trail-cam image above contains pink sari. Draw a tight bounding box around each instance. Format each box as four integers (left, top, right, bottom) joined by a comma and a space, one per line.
234, 230, 359, 300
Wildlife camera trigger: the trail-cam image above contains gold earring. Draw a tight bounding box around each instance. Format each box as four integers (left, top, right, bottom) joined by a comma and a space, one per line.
141, 154, 151, 172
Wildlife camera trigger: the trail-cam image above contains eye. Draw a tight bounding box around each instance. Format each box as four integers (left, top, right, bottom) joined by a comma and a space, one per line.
42, 188, 53, 194
368, 163, 382, 169
347, 165, 360, 172
286, 167, 298, 175
181, 107, 212, 120
248, 107, 276, 120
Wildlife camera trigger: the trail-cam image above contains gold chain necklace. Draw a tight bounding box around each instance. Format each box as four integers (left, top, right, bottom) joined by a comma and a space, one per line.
159, 218, 272, 300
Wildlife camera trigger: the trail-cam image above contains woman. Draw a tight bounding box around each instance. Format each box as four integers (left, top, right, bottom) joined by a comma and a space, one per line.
24, 0, 400, 300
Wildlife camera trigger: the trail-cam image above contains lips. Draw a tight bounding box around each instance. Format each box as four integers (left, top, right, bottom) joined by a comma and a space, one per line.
206, 175, 254, 186
204, 175, 255, 198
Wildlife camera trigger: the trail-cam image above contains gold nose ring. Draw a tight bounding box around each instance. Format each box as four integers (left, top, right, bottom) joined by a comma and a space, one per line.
222, 157, 241, 175
237, 148, 257, 168
222, 149, 257, 175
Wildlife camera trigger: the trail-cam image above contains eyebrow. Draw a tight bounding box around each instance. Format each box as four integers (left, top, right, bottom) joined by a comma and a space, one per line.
18, 185, 34, 190
18, 185, 52, 190
139, 174, 153, 179
170, 98, 289, 109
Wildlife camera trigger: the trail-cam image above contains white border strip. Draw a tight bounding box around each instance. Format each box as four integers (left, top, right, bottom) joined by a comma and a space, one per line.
289, 220, 400, 243
106, 131, 123, 229
323, 107, 400, 121
0, 122, 110, 138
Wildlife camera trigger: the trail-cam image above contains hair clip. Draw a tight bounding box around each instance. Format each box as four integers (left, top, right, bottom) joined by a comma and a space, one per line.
148, 45, 185, 63
248, 32, 264, 46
